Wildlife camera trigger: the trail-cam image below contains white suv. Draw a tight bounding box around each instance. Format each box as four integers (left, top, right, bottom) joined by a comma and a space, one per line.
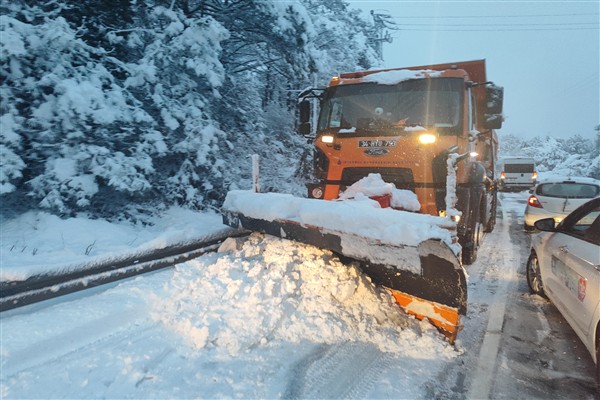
524, 177, 600, 231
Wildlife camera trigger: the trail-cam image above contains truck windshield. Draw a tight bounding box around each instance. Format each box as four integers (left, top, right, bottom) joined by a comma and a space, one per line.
317, 78, 463, 135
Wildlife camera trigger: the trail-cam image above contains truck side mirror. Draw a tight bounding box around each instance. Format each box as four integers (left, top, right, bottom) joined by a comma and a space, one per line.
484, 85, 503, 130
297, 100, 311, 136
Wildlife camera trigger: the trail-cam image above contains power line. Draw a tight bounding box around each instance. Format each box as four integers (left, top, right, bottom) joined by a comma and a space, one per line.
394, 27, 598, 31
388, 12, 599, 19
398, 22, 598, 27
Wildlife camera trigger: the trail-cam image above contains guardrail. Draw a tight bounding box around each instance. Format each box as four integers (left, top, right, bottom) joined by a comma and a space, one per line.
1, 228, 248, 312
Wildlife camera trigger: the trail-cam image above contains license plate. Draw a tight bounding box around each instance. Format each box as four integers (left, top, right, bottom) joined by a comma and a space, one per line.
358, 140, 397, 148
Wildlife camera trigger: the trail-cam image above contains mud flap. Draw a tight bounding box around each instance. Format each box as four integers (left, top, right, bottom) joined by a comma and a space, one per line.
222, 209, 467, 342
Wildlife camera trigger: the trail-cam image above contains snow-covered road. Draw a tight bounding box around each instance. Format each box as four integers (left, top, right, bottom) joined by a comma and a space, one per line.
1, 192, 597, 399
1, 234, 456, 398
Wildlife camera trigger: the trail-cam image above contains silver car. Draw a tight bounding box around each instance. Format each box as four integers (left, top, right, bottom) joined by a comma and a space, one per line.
526, 196, 600, 393
524, 177, 600, 231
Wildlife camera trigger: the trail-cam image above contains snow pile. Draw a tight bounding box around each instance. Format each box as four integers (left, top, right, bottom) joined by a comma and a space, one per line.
404, 125, 428, 132
0, 208, 227, 281
151, 233, 457, 358
223, 192, 456, 249
362, 69, 441, 85
0, 230, 459, 399
339, 173, 421, 212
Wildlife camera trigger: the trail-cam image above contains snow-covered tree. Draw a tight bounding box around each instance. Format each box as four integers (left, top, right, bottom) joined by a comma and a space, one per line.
1, 5, 158, 215
1, 0, 381, 220
499, 132, 599, 179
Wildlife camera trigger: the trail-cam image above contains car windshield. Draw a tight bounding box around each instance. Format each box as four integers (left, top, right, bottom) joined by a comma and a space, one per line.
317, 78, 463, 136
536, 182, 599, 199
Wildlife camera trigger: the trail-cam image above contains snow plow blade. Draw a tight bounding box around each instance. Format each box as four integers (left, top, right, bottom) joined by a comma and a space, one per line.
222, 191, 467, 342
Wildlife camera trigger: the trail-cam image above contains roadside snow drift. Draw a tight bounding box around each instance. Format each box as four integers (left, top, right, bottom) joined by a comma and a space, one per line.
0, 208, 227, 282
1, 233, 458, 399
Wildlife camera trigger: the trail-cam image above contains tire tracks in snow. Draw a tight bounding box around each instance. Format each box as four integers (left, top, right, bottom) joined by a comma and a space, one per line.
284, 341, 390, 399
467, 195, 521, 399
426, 194, 522, 399
1, 307, 166, 381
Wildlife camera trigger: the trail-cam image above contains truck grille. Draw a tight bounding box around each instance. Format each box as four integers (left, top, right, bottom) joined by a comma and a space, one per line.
340, 168, 415, 191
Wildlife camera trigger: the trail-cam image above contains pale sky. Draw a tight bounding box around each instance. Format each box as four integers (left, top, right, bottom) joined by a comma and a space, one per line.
349, 1, 600, 140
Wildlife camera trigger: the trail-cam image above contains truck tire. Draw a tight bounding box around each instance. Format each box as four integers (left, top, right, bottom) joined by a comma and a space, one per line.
461, 186, 483, 266
461, 245, 476, 266
484, 190, 497, 233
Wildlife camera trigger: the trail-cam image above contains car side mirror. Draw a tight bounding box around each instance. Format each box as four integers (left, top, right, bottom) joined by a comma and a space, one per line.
534, 218, 556, 232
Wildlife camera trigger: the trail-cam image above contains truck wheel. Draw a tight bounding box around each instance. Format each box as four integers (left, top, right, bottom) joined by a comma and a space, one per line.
461, 186, 483, 266
483, 190, 497, 233
461, 214, 480, 265
461, 243, 477, 265
484, 212, 496, 233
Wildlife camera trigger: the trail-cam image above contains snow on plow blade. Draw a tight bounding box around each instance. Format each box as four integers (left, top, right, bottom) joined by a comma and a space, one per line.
221, 190, 467, 342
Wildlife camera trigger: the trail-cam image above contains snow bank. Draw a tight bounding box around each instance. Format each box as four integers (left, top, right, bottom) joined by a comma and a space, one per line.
362, 69, 441, 85
222, 191, 456, 249
151, 234, 457, 358
0, 208, 227, 281
0, 232, 459, 399
339, 173, 421, 212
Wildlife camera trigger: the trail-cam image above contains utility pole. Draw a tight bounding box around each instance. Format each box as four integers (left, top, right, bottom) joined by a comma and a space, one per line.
369, 10, 398, 61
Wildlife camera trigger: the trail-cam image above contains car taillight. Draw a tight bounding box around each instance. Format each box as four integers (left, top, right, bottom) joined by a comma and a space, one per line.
532, 171, 538, 180
500, 171, 505, 180
527, 195, 542, 208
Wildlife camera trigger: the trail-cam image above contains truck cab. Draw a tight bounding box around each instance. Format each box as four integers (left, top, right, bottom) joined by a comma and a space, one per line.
298, 60, 504, 265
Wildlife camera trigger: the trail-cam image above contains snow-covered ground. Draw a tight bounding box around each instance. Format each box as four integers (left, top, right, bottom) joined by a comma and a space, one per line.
4, 189, 592, 398
1, 203, 460, 398
0, 208, 227, 282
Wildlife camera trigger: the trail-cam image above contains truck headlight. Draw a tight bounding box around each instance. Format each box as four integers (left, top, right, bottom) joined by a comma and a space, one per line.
418, 133, 437, 144
321, 135, 334, 144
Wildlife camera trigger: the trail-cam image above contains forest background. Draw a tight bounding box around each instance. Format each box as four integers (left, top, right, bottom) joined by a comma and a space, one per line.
2, 0, 599, 222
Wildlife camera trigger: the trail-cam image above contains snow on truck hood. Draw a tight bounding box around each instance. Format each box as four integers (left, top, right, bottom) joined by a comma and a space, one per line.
222, 191, 457, 250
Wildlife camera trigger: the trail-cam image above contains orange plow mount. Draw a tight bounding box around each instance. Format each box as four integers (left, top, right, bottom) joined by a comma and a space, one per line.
222, 190, 467, 343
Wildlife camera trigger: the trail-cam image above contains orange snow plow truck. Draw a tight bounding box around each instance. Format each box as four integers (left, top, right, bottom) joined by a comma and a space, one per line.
222, 60, 503, 342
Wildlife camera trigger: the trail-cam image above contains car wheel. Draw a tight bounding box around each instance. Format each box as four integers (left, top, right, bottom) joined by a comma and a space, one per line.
596, 326, 600, 395
524, 222, 535, 232
526, 252, 545, 296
